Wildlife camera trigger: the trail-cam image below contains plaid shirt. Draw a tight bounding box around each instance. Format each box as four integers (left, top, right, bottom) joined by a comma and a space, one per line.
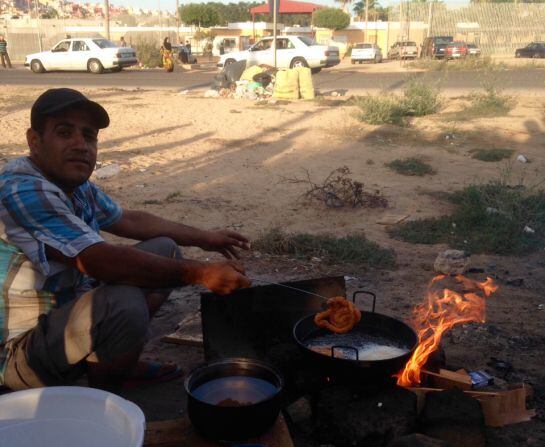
0, 157, 122, 383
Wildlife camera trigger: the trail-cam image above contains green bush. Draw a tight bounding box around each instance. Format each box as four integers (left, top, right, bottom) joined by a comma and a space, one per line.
312, 8, 350, 30
471, 148, 514, 162
254, 228, 395, 268
465, 84, 515, 117
354, 79, 440, 125
134, 40, 162, 68
354, 95, 406, 125
408, 56, 503, 72
389, 179, 545, 255
386, 157, 436, 176
402, 78, 441, 116
180, 3, 221, 27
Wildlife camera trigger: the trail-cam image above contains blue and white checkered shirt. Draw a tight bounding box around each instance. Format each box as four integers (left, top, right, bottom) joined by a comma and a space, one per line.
0, 157, 122, 383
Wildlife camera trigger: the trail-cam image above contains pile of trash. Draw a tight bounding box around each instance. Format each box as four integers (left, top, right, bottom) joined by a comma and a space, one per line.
204, 60, 315, 101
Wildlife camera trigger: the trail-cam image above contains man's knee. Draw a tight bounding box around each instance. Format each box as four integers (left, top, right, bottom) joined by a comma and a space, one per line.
93, 286, 150, 351
105, 286, 148, 328
135, 236, 182, 260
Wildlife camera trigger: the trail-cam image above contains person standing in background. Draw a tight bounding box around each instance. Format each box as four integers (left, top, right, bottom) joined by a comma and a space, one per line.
0, 35, 12, 69
185, 40, 191, 56
120, 36, 127, 47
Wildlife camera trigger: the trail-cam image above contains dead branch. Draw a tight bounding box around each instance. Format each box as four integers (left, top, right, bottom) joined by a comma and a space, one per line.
281, 166, 388, 209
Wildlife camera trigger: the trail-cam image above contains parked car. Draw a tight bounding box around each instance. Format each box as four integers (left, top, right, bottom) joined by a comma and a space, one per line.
420, 36, 454, 59
445, 41, 469, 59
172, 44, 197, 64
388, 41, 418, 60
467, 43, 481, 57
515, 42, 545, 58
25, 38, 137, 74
217, 36, 340, 72
351, 43, 382, 64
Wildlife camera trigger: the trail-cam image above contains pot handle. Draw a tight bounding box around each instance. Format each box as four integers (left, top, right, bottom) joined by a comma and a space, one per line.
331, 345, 359, 361
352, 291, 376, 313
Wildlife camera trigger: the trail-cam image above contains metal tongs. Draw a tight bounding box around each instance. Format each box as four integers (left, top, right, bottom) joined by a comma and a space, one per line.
250, 277, 332, 301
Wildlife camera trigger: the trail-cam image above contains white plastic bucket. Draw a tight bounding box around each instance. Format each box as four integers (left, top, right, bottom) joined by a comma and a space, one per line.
0, 386, 145, 447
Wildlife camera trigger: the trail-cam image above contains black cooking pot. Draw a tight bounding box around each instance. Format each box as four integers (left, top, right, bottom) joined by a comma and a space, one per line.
185, 358, 284, 441
293, 291, 417, 382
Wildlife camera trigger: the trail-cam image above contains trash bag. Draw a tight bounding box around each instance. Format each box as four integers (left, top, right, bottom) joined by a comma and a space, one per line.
295, 66, 315, 100
212, 72, 230, 90
224, 60, 247, 84
253, 72, 272, 88
273, 69, 300, 100
240, 65, 264, 82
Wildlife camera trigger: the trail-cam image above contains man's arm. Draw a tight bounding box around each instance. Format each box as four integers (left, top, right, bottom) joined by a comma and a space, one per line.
46, 242, 250, 295
104, 209, 249, 259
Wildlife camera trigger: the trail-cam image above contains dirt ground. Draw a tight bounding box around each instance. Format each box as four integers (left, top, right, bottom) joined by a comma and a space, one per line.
1, 87, 544, 446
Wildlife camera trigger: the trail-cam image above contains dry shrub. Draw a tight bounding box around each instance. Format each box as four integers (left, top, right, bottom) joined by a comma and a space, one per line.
282, 166, 388, 209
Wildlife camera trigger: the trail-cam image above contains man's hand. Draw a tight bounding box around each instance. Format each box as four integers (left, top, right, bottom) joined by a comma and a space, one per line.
199, 229, 251, 260
199, 260, 251, 295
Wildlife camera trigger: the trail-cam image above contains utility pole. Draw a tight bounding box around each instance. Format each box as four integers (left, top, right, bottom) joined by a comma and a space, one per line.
176, 0, 180, 43
364, 0, 369, 43
159, 0, 162, 30
399, 0, 404, 41
273, 0, 277, 68
427, 1, 433, 37
104, 0, 110, 40
34, 0, 43, 51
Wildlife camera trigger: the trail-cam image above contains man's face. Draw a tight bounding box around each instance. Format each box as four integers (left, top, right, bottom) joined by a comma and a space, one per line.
27, 108, 99, 192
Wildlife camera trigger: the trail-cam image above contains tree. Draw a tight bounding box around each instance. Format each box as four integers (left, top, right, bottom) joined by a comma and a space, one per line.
313, 7, 350, 30
353, 0, 389, 20
41, 6, 59, 19
179, 4, 221, 28
334, 0, 351, 14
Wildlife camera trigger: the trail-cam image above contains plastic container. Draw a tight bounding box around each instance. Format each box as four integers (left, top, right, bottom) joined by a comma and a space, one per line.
0, 386, 145, 447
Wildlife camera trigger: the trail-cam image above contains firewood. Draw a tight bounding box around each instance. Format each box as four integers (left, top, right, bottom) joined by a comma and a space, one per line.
407, 385, 535, 427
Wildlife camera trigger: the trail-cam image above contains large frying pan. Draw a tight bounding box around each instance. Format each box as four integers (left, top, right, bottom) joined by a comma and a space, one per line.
293, 292, 418, 382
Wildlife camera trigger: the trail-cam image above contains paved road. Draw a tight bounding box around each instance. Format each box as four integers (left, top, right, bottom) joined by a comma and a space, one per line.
1, 65, 544, 92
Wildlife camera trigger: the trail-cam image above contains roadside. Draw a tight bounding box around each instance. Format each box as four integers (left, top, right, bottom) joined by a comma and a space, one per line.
1, 86, 544, 445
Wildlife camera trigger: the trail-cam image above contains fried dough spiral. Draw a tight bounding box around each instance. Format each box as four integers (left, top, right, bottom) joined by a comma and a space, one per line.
314, 297, 361, 334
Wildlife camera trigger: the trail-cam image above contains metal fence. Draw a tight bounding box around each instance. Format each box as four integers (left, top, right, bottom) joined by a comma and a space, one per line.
389, 2, 545, 56
0, 18, 205, 61
3, 3, 545, 60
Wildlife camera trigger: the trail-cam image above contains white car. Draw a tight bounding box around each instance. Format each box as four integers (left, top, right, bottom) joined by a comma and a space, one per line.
217, 36, 340, 72
25, 38, 137, 74
351, 43, 382, 64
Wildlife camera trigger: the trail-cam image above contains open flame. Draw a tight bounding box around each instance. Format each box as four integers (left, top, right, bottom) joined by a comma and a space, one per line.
397, 274, 499, 387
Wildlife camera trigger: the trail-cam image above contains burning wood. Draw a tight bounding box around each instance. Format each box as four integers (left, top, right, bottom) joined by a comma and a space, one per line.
397, 275, 499, 387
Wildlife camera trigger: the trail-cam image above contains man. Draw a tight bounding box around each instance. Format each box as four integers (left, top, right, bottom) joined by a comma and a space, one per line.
0, 35, 12, 69
185, 40, 191, 55
0, 88, 251, 391
120, 36, 127, 48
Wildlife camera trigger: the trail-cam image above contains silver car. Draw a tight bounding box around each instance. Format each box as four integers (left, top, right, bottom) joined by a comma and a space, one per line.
388, 41, 418, 60
351, 43, 382, 64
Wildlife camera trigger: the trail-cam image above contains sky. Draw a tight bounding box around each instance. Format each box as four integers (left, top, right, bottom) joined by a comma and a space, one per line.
77, 0, 470, 13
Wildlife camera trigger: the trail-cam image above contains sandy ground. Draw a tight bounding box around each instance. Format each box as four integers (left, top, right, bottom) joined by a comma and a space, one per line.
1, 87, 545, 446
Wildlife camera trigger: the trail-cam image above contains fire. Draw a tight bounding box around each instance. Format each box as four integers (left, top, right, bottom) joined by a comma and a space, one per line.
397, 274, 498, 387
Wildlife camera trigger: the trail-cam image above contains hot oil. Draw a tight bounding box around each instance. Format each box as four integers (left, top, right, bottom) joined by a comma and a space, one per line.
192, 376, 279, 406
306, 332, 410, 361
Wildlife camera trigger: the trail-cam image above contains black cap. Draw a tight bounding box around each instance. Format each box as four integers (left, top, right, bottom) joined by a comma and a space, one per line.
31, 88, 110, 131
